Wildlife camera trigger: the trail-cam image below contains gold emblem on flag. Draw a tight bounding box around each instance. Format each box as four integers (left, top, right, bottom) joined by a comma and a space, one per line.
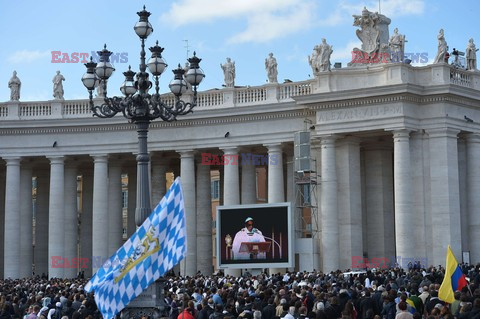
114, 225, 161, 283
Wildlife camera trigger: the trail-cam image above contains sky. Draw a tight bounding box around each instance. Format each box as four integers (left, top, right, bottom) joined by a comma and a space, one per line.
0, 0, 479, 101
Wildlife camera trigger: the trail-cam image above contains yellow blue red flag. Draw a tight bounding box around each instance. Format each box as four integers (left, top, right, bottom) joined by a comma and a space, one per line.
438, 245, 468, 303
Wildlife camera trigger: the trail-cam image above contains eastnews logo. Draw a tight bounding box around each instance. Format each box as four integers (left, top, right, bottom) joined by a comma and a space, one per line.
201, 153, 279, 166
351, 52, 429, 64
51, 256, 124, 268
51, 51, 128, 63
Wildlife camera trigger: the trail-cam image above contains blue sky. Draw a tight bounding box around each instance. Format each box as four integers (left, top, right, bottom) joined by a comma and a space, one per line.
0, 0, 479, 101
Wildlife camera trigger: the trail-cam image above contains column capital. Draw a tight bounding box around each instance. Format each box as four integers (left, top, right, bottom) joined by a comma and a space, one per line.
90, 154, 109, 162
220, 147, 238, 155
3, 156, 21, 165
264, 143, 282, 153
177, 150, 196, 158
391, 129, 411, 140
320, 134, 339, 146
426, 128, 461, 139
48, 156, 65, 165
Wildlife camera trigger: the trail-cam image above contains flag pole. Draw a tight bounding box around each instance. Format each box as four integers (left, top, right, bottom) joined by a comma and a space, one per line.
467, 281, 473, 296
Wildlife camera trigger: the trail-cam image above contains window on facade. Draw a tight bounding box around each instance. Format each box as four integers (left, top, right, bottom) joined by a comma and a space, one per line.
211, 180, 220, 200
122, 190, 128, 208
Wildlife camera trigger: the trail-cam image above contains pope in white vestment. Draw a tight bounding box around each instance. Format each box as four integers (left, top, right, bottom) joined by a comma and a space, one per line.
232, 217, 266, 260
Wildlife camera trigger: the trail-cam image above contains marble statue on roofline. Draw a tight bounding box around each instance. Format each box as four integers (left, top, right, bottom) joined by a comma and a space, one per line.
52, 71, 65, 100
220, 57, 235, 87
433, 29, 448, 64
389, 28, 406, 63
308, 38, 333, 76
348, 7, 391, 67
265, 53, 278, 83
8, 71, 21, 101
466, 38, 478, 71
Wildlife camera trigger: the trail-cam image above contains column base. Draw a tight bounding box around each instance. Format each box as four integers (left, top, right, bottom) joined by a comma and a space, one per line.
120, 280, 166, 319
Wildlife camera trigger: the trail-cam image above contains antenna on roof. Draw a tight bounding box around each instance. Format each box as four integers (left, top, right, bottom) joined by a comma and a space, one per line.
183, 39, 190, 60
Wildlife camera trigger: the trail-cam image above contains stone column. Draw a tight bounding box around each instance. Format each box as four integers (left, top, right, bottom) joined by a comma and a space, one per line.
336, 137, 362, 270
127, 166, 137, 237
92, 155, 109, 273
179, 151, 196, 276
266, 144, 284, 203
34, 170, 50, 277
48, 156, 65, 278
19, 163, 33, 278
64, 163, 78, 278
151, 157, 167, 207
223, 147, 240, 205
320, 136, 339, 272
410, 132, 428, 264
428, 128, 462, 265
221, 148, 241, 277
458, 138, 468, 254
108, 161, 123, 255
0, 168, 5, 278
196, 160, 212, 275
364, 145, 395, 263
392, 130, 415, 267
80, 169, 93, 277
4, 157, 21, 279
266, 144, 285, 274
466, 134, 480, 263
241, 154, 256, 204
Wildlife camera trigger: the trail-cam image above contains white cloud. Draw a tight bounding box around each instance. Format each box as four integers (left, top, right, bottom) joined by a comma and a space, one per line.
228, 2, 316, 44
331, 40, 362, 61
161, 0, 303, 27
7, 50, 51, 64
377, 0, 425, 16
161, 0, 317, 44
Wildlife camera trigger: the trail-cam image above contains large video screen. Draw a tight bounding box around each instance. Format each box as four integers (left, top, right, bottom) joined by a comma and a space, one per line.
216, 202, 293, 269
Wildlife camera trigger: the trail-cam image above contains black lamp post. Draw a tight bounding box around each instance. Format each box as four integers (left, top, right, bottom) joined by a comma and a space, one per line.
82, 6, 205, 227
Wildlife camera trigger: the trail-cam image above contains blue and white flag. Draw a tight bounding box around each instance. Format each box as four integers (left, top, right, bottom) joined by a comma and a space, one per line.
85, 177, 187, 319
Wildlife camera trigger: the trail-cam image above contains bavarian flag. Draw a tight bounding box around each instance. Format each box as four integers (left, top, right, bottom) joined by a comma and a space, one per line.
85, 177, 187, 319
438, 245, 468, 303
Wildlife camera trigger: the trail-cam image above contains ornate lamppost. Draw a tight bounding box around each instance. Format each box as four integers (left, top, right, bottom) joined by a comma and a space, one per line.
81, 8, 204, 317
82, 6, 204, 227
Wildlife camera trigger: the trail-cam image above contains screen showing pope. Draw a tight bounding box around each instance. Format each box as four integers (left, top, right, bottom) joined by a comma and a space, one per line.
231, 217, 266, 260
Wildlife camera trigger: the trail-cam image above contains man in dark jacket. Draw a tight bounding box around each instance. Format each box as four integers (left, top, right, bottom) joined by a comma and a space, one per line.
198, 299, 215, 319
359, 291, 376, 319
262, 298, 276, 319
381, 295, 396, 319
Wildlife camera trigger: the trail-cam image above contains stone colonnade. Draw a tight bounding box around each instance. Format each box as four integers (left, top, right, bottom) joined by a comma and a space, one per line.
1, 129, 480, 278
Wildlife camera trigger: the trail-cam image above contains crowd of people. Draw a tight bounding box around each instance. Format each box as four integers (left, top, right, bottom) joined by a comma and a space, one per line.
2, 265, 480, 319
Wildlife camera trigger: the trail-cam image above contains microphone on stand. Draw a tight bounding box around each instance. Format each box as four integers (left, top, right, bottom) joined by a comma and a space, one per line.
256, 231, 282, 259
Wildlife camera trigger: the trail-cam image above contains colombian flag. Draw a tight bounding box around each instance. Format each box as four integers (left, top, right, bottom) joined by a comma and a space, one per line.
438, 246, 468, 303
